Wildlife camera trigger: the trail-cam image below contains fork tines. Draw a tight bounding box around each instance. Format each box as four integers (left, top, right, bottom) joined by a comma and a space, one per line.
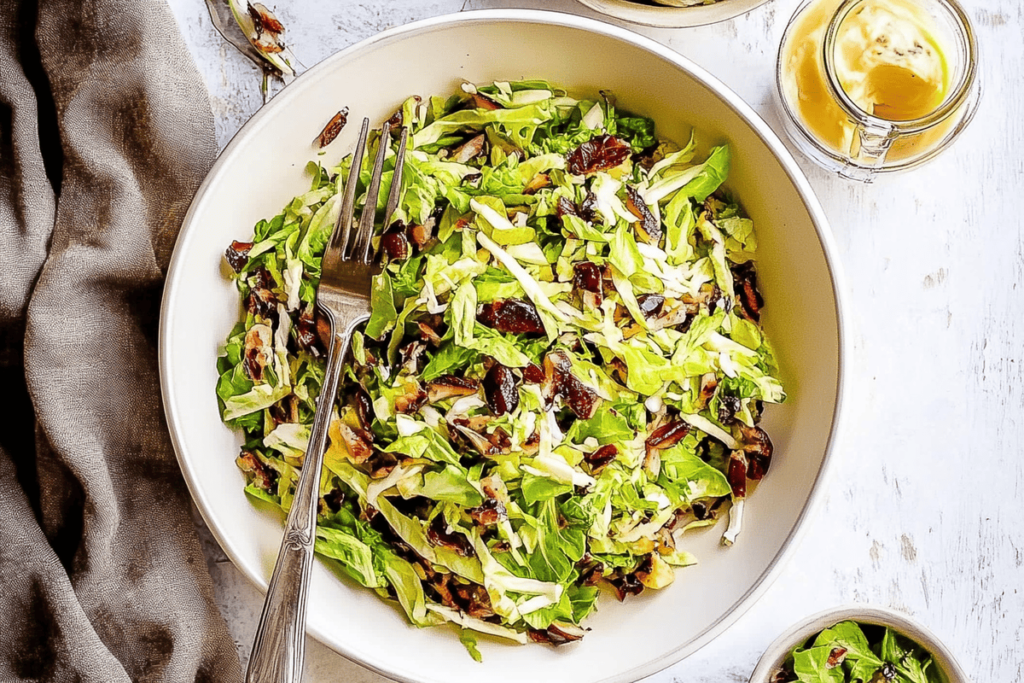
328, 118, 409, 267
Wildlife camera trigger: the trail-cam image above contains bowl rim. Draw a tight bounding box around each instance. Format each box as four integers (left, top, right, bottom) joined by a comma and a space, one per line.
747, 604, 973, 683
159, 8, 850, 682
575, 0, 774, 29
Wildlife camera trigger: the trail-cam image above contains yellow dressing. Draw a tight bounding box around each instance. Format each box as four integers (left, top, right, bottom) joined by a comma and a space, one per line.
862, 64, 944, 121
781, 0, 953, 163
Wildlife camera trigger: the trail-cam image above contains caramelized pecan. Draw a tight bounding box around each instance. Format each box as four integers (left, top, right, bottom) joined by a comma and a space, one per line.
625, 186, 661, 245
425, 375, 479, 403
315, 107, 349, 148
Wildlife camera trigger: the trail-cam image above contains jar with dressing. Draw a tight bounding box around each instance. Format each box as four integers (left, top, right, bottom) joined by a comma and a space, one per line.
776, 0, 980, 181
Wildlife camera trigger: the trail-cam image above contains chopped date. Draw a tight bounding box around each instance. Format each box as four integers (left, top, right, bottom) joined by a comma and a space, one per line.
732, 260, 764, 323
826, 647, 848, 669
608, 572, 645, 601
636, 293, 665, 319
315, 311, 333, 351
294, 311, 323, 357
483, 363, 519, 416
426, 515, 475, 557
477, 299, 545, 335
542, 350, 600, 419
315, 107, 349, 148
322, 488, 345, 513
365, 450, 400, 479
645, 420, 690, 451
556, 195, 579, 220
399, 340, 427, 374
450, 581, 494, 619
385, 107, 404, 132
250, 265, 276, 292
572, 261, 603, 294
225, 240, 252, 272
717, 395, 742, 425
246, 287, 276, 318
584, 444, 618, 473
353, 388, 373, 429
527, 624, 584, 646
739, 424, 773, 480
579, 191, 599, 222
522, 363, 545, 384
566, 134, 631, 176
727, 450, 748, 498
380, 230, 409, 261
270, 394, 299, 425
470, 92, 501, 111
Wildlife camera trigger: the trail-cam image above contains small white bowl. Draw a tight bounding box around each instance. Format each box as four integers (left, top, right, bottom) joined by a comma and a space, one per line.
576, 0, 773, 29
749, 605, 972, 683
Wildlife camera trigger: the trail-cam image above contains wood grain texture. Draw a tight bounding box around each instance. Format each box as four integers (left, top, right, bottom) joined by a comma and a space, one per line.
166, 0, 1024, 680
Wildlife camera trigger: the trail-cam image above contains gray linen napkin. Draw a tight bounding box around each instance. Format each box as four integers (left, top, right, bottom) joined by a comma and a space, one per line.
0, 0, 243, 680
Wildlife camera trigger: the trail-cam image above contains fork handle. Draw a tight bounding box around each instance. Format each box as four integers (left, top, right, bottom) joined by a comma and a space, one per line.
245, 326, 349, 683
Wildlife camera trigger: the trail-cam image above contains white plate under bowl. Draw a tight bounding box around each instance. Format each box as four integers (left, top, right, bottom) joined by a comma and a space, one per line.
575, 0, 773, 29
160, 9, 846, 683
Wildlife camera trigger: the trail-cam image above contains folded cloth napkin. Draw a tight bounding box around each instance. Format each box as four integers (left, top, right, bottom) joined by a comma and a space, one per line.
0, 0, 243, 680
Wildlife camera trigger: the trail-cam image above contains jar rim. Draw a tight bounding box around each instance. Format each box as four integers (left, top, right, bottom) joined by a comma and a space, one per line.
821, 0, 979, 134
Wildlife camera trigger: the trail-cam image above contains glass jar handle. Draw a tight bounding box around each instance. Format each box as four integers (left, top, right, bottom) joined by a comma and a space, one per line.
841, 121, 897, 181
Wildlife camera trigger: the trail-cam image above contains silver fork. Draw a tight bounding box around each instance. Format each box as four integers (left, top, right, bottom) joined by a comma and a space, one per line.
245, 118, 408, 683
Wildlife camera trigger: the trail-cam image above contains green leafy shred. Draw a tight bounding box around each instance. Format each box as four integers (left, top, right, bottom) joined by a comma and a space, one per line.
776, 620, 945, 683
216, 80, 785, 658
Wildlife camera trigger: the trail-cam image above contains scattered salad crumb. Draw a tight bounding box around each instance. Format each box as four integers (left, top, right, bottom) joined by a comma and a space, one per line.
216, 80, 785, 656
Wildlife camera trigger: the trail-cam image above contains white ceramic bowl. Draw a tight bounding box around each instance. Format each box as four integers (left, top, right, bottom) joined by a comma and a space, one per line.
160, 9, 846, 683
576, 0, 773, 29
748, 605, 972, 683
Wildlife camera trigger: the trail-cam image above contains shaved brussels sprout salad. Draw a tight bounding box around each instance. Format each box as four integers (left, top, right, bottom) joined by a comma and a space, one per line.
216, 80, 784, 655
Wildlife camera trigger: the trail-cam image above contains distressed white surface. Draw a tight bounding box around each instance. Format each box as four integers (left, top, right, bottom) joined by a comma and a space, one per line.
167, 0, 1023, 681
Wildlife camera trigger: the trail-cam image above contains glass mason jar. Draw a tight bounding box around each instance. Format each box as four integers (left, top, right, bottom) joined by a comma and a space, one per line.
775, 0, 981, 181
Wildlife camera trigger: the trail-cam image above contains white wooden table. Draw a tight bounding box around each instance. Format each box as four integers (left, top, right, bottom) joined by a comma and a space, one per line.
167, 1, 1022, 680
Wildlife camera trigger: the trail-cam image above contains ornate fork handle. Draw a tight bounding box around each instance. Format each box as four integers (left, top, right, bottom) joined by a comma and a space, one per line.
245, 321, 359, 682
244, 118, 406, 683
